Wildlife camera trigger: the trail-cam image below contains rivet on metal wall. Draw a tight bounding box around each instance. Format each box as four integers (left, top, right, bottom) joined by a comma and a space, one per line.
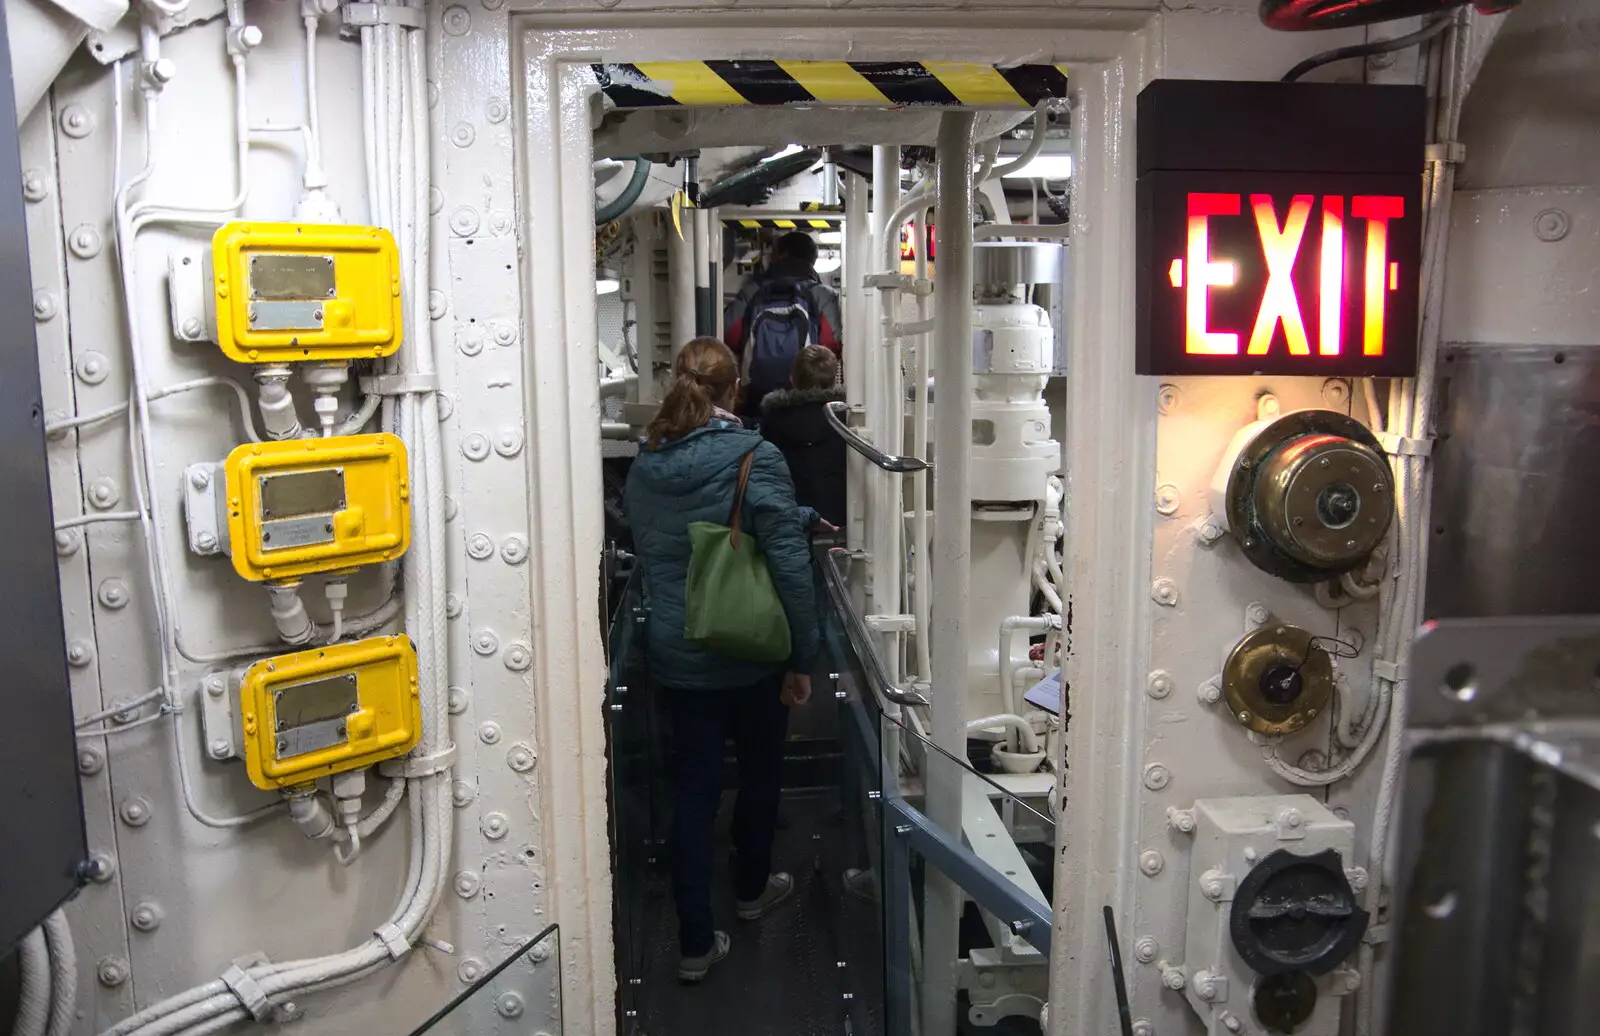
59, 104, 94, 138
129, 900, 164, 932
445, 592, 464, 619
1150, 578, 1178, 607
1322, 378, 1351, 408
67, 639, 95, 667
467, 532, 494, 560
478, 721, 503, 745
22, 169, 51, 202
205, 673, 226, 698
1166, 807, 1196, 833
444, 496, 460, 521
55, 529, 81, 556
503, 640, 533, 672
88, 851, 117, 883
489, 212, 512, 236
452, 781, 476, 808
78, 745, 105, 776
1244, 601, 1270, 628
459, 329, 484, 357
34, 289, 58, 321
453, 870, 481, 899
494, 426, 524, 456
427, 80, 440, 109
1534, 208, 1571, 243
1197, 676, 1222, 705
506, 742, 535, 772
97, 957, 130, 987
1138, 849, 1165, 877
1195, 517, 1225, 548
442, 4, 471, 35
1146, 670, 1173, 700
481, 0, 505, 10
99, 577, 130, 609
1159, 963, 1186, 990
436, 393, 455, 421
529, 941, 551, 963
1133, 936, 1159, 964
448, 686, 470, 714
481, 811, 509, 840
69, 224, 103, 259
492, 322, 517, 347
1132, 1021, 1154, 1036
209, 739, 232, 760
500, 535, 529, 565
1154, 484, 1180, 517
88, 476, 121, 509
76, 351, 110, 385
1156, 384, 1180, 414
494, 992, 524, 1019
450, 206, 480, 237
471, 628, 500, 656
451, 122, 476, 149
1142, 763, 1171, 791
119, 796, 152, 827
429, 289, 448, 320
181, 317, 204, 340
462, 431, 491, 461
458, 958, 486, 984
428, 186, 445, 215
486, 98, 508, 124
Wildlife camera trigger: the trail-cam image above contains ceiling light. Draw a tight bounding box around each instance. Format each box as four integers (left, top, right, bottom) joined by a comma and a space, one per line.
813, 252, 842, 275
596, 277, 620, 295
1001, 154, 1074, 180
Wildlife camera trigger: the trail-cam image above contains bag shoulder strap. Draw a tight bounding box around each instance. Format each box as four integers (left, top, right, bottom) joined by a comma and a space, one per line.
727, 447, 758, 548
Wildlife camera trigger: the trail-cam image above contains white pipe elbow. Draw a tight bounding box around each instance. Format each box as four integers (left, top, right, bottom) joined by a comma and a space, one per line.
286, 792, 335, 841
253, 365, 303, 440
965, 713, 1040, 754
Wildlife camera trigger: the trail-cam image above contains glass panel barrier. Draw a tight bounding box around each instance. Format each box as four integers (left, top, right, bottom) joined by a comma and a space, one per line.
406, 925, 562, 1035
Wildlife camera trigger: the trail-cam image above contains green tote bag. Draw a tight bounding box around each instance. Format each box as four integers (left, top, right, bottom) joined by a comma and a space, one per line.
682, 448, 793, 662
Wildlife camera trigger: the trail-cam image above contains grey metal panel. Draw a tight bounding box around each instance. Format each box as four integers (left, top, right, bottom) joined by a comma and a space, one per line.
1426, 344, 1600, 619
0, 0, 88, 953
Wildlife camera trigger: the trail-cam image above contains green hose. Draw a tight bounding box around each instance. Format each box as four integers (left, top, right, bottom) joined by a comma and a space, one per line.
596, 157, 650, 225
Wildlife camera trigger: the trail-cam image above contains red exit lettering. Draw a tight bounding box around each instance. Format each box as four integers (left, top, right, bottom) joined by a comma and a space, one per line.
1168, 192, 1403, 358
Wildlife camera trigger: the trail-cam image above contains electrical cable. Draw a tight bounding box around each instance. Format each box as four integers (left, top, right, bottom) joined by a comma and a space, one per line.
75, 688, 165, 728
1280, 15, 1452, 82
44, 375, 265, 441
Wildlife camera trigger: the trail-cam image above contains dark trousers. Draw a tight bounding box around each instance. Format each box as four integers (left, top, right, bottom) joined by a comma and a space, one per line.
663, 677, 789, 957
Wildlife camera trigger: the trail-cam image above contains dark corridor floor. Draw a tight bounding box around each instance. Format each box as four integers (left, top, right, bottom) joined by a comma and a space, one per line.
627, 791, 885, 1036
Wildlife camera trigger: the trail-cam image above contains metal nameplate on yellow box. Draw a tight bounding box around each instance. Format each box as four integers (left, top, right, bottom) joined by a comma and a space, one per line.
238, 636, 421, 790
211, 222, 402, 363
224, 434, 409, 581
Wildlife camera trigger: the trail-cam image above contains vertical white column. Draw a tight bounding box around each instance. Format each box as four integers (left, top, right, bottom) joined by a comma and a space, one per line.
923, 110, 976, 1036
668, 212, 695, 354
871, 145, 903, 668
843, 173, 870, 562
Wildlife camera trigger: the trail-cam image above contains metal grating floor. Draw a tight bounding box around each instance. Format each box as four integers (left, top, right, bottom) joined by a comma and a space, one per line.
628, 791, 884, 1036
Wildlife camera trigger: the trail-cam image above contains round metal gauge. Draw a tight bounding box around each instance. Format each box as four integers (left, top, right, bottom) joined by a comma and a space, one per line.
1225, 409, 1394, 582
1223, 624, 1334, 736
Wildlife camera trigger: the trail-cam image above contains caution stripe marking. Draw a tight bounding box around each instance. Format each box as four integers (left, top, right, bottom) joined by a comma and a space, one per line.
593, 60, 1069, 109
730, 217, 841, 230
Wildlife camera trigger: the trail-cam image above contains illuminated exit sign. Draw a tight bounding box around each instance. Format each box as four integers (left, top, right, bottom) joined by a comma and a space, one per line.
1135, 80, 1425, 377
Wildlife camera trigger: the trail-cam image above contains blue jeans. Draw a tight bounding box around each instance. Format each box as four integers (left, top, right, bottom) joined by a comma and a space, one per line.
663, 677, 789, 957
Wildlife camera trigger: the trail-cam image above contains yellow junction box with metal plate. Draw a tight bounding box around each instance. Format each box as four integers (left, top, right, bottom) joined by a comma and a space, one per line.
209, 221, 402, 363
238, 635, 422, 790
224, 433, 410, 582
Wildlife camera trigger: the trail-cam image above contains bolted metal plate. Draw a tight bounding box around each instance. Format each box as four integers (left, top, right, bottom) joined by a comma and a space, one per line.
260, 514, 336, 551
247, 300, 327, 332
273, 673, 358, 760
259, 468, 345, 520
248, 253, 336, 300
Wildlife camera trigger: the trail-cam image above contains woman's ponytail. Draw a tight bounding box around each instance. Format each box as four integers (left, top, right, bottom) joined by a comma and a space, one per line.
645, 337, 740, 449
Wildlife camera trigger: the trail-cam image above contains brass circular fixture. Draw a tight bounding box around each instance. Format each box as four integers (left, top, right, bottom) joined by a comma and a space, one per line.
1225, 410, 1394, 582
1223, 624, 1334, 736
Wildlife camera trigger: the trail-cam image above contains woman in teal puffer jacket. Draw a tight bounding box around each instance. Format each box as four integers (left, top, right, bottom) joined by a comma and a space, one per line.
623, 336, 821, 983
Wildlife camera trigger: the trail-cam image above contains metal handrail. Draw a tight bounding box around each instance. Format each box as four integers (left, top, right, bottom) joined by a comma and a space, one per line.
824, 401, 929, 473
819, 546, 931, 708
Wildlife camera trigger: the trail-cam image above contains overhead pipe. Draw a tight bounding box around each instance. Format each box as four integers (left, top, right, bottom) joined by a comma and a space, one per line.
595, 156, 649, 224
923, 109, 977, 1036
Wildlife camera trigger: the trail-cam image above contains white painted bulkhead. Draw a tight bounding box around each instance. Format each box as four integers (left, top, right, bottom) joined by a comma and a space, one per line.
19, 0, 1590, 1035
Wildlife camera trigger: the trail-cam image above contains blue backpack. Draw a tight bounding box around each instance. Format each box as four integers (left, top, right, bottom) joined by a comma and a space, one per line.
741, 278, 820, 408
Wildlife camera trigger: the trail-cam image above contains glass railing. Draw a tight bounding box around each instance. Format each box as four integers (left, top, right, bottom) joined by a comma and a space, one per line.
405, 925, 562, 1035
816, 545, 1054, 1036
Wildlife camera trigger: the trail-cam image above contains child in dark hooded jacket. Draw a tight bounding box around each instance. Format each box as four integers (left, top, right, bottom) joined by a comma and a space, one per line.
758, 345, 846, 530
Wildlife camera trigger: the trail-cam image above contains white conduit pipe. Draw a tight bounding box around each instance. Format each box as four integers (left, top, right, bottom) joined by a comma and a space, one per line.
44, 376, 264, 441
872, 145, 904, 676
966, 713, 1040, 754
842, 173, 870, 565
15, 926, 50, 1036
106, 6, 451, 1033
998, 615, 1054, 719
987, 105, 1050, 181
923, 109, 977, 1036
910, 205, 932, 684
42, 911, 76, 1036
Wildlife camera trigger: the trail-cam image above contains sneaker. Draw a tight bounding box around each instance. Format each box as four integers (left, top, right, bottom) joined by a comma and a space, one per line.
736, 872, 795, 921
677, 931, 731, 984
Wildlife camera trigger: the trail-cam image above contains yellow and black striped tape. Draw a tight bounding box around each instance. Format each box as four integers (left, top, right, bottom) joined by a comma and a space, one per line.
728, 217, 842, 230
593, 61, 1068, 110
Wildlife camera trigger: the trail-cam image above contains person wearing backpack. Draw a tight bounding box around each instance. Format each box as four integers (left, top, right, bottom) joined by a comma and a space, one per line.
622, 336, 820, 984
723, 231, 842, 422
759, 345, 847, 530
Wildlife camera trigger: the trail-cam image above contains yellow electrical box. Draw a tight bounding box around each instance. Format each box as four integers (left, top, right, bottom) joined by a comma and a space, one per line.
238, 635, 421, 790
224, 434, 410, 582
210, 221, 403, 363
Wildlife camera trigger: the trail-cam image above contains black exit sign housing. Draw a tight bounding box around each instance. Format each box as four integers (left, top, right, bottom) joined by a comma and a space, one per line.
1135, 79, 1426, 377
